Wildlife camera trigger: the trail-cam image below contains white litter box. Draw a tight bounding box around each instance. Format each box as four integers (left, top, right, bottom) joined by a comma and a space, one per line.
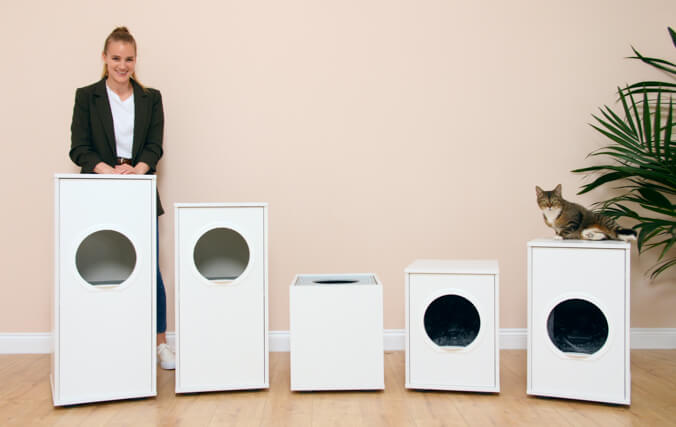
290, 273, 384, 391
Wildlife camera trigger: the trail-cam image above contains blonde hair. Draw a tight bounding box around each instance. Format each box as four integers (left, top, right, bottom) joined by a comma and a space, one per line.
101, 26, 145, 90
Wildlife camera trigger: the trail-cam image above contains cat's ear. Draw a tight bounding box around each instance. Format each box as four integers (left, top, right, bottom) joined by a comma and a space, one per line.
554, 184, 562, 196
535, 186, 544, 197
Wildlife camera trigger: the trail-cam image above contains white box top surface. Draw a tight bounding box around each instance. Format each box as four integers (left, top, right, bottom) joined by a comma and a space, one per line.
528, 238, 630, 249
293, 274, 380, 286
55, 173, 155, 181
405, 259, 499, 274
175, 202, 268, 208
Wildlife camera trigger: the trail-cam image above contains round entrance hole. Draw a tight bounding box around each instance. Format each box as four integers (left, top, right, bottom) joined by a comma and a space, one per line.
424, 294, 480, 348
76, 230, 136, 286
193, 227, 250, 284
547, 298, 609, 355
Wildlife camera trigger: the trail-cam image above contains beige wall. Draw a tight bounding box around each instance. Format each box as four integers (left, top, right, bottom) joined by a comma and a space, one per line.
2, 0, 675, 333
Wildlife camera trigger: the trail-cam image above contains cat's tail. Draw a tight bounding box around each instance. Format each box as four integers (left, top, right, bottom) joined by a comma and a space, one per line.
616, 228, 637, 241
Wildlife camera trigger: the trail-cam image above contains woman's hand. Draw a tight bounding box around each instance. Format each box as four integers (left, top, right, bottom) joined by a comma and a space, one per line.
94, 161, 150, 174
134, 162, 150, 174
93, 162, 117, 174
114, 162, 150, 175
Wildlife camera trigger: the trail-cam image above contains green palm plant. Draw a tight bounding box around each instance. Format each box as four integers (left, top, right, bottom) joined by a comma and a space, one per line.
573, 27, 676, 279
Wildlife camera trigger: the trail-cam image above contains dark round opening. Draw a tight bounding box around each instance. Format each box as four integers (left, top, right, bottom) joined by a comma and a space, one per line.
76, 230, 136, 286
547, 298, 609, 355
193, 228, 250, 282
424, 294, 480, 347
313, 280, 359, 284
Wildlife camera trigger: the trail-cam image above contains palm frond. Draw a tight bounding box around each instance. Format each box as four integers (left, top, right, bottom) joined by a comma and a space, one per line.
622, 82, 676, 98
629, 46, 676, 75
648, 257, 676, 280
573, 29, 676, 279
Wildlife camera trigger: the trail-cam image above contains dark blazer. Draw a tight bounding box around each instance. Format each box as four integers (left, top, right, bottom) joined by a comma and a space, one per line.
70, 78, 165, 215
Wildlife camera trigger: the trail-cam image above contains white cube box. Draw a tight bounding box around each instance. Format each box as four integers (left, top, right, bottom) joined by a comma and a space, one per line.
289, 274, 384, 391
405, 260, 500, 392
175, 203, 268, 393
52, 174, 156, 406
527, 239, 631, 405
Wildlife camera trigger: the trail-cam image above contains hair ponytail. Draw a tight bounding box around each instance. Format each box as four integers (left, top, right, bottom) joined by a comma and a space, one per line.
101, 26, 146, 90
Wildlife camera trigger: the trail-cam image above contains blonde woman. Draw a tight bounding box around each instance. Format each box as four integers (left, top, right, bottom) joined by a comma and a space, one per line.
70, 27, 175, 370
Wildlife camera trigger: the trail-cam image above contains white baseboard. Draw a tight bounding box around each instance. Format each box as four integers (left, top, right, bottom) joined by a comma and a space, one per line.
0, 333, 52, 354
3, 328, 675, 354
629, 328, 676, 349
269, 331, 289, 352
499, 328, 529, 349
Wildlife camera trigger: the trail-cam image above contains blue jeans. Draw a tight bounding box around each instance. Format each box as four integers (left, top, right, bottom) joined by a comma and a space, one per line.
157, 220, 167, 334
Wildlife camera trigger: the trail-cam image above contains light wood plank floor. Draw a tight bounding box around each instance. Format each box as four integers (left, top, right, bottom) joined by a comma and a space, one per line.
1, 350, 675, 426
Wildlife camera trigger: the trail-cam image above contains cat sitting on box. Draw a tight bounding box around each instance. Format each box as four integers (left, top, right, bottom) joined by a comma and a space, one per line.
536, 184, 636, 241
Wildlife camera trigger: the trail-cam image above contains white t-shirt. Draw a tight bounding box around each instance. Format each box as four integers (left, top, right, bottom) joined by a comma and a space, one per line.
106, 85, 135, 159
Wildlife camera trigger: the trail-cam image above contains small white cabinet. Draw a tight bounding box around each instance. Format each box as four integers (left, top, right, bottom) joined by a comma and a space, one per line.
52, 174, 156, 406
290, 274, 384, 391
175, 203, 268, 393
527, 239, 631, 405
405, 260, 499, 392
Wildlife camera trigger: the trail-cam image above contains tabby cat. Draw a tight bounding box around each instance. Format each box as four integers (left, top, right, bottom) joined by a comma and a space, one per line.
536, 184, 636, 241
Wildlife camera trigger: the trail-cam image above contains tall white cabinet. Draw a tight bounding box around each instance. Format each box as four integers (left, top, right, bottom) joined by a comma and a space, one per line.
52, 174, 156, 406
528, 239, 631, 405
175, 203, 268, 393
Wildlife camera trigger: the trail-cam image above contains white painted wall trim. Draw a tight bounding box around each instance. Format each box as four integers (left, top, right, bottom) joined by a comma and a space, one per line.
269, 331, 289, 352
3, 329, 675, 354
630, 328, 676, 349
0, 333, 52, 354
499, 328, 529, 349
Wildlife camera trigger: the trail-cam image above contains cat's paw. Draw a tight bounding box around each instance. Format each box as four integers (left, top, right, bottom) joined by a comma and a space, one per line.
553, 235, 563, 240
582, 229, 606, 241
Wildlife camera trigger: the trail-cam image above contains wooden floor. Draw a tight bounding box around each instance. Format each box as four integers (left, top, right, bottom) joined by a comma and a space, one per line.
1, 350, 675, 426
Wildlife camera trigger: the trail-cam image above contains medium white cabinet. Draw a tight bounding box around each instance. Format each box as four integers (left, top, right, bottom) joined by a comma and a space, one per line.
52, 174, 156, 406
405, 260, 499, 392
175, 203, 268, 393
527, 239, 631, 405
289, 274, 384, 391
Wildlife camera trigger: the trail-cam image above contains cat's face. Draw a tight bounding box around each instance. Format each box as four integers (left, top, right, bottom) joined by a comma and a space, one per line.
536, 184, 563, 215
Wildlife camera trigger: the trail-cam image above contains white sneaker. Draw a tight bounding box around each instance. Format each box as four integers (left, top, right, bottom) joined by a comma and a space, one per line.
157, 343, 176, 370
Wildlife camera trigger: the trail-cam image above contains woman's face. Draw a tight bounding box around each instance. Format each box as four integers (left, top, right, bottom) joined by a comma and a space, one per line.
103, 41, 136, 86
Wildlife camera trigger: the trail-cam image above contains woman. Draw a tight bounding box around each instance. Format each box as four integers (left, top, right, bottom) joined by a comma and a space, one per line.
70, 27, 175, 370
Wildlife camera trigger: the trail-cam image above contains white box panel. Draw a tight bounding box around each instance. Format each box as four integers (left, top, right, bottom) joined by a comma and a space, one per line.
52, 174, 156, 406
527, 239, 630, 405
290, 274, 384, 391
175, 203, 268, 393
406, 260, 499, 392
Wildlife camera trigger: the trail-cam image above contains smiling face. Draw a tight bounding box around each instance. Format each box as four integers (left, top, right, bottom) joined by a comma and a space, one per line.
102, 40, 136, 87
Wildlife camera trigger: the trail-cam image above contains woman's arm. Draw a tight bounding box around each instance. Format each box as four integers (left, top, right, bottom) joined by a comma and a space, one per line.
69, 88, 106, 173
135, 89, 164, 173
